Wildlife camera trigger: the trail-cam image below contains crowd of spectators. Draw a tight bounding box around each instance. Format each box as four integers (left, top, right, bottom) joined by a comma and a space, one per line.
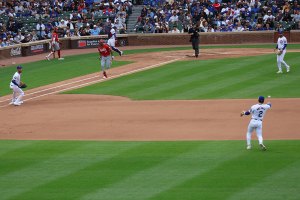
0, 0, 133, 48
135, 0, 300, 33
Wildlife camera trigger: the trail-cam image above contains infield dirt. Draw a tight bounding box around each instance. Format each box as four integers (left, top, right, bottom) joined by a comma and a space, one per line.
0, 47, 299, 141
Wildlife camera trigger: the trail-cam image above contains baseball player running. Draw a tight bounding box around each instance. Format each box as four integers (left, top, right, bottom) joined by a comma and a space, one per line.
107, 26, 123, 56
46, 28, 64, 61
275, 31, 290, 73
240, 96, 271, 151
9, 66, 25, 106
98, 39, 112, 79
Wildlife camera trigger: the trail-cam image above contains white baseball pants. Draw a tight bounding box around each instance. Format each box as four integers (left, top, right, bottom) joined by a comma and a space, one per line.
10, 85, 24, 103
246, 119, 263, 146
277, 49, 289, 72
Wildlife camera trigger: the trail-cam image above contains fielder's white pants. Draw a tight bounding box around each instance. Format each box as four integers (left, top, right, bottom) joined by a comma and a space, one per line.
107, 38, 115, 47
246, 119, 263, 146
277, 49, 289, 71
101, 56, 111, 71
10, 85, 24, 103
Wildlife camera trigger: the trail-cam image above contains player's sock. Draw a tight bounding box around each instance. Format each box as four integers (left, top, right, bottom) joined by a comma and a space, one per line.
47, 52, 53, 58
111, 46, 122, 56
58, 50, 61, 58
246, 132, 252, 146
277, 61, 282, 72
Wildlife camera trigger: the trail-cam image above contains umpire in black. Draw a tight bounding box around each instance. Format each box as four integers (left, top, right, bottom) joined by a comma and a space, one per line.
188, 24, 200, 58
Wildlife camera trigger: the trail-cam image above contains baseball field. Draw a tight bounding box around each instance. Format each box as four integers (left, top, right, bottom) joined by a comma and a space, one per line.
1, 44, 300, 199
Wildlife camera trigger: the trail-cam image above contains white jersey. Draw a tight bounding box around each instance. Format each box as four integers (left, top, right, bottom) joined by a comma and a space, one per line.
249, 104, 271, 121
10, 72, 21, 87
109, 28, 116, 40
277, 36, 287, 50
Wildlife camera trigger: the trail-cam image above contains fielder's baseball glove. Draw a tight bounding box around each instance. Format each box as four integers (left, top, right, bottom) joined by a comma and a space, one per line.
276, 49, 283, 55
19, 83, 27, 88
240, 111, 245, 117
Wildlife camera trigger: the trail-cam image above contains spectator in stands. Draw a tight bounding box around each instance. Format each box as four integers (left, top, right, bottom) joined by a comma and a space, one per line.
90, 25, 100, 35
14, 31, 25, 44
36, 21, 46, 39
263, 10, 275, 22
170, 26, 180, 33
31, 30, 39, 41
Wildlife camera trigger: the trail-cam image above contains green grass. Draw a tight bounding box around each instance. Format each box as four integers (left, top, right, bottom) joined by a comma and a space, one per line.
0, 140, 299, 200
0, 55, 131, 96
67, 52, 300, 100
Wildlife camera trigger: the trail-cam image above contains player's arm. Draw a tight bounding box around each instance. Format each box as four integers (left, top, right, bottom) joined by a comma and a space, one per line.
240, 109, 251, 117
282, 38, 287, 50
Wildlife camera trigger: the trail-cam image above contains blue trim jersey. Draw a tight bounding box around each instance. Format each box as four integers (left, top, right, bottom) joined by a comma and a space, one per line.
248, 104, 271, 121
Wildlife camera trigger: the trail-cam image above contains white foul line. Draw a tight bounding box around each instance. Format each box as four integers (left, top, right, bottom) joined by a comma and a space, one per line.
0, 57, 183, 108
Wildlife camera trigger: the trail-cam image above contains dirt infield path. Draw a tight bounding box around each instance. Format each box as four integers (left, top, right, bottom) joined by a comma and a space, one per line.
0, 47, 299, 141
0, 95, 299, 140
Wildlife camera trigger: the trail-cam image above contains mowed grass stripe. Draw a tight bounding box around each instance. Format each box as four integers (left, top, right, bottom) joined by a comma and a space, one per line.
0, 140, 34, 156
0, 142, 141, 200
81, 142, 244, 200
69, 53, 300, 99
228, 160, 300, 200
10, 142, 199, 200
149, 141, 300, 200
1, 140, 300, 200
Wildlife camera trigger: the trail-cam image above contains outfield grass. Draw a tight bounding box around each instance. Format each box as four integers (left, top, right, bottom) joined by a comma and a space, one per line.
68, 52, 300, 100
0, 55, 131, 96
0, 140, 299, 200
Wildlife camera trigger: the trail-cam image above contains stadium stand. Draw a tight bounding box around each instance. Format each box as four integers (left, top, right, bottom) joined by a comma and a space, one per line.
133, 0, 300, 33
0, 0, 133, 47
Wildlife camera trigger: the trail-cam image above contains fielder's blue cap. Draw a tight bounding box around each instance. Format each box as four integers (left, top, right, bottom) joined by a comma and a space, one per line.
258, 96, 265, 103
16, 65, 22, 69
278, 30, 283, 34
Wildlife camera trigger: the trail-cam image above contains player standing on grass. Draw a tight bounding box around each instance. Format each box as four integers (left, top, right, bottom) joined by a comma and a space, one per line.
46, 28, 64, 61
9, 66, 25, 106
98, 39, 112, 79
275, 31, 290, 73
107, 26, 123, 56
240, 96, 271, 151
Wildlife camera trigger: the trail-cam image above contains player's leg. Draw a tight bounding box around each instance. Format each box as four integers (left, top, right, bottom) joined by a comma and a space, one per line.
46, 51, 54, 60
280, 50, 290, 72
276, 54, 282, 73
13, 86, 24, 106
101, 57, 107, 78
109, 39, 123, 56
256, 123, 266, 150
246, 122, 254, 149
56, 43, 64, 60
194, 38, 199, 58
9, 85, 16, 104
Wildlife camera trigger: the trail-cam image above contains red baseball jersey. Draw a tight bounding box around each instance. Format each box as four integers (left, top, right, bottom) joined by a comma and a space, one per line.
98, 44, 111, 57
51, 32, 59, 43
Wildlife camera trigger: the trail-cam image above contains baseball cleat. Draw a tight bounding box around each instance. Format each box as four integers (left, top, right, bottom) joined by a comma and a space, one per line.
260, 144, 267, 151
287, 66, 290, 72
103, 71, 108, 78
246, 145, 252, 150
13, 102, 21, 106
58, 58, 64, 60
19, 101, 24, 104
9, 101, 14, 105
276, 71, 283, 74
46, 56, 50, 61
120, 51, 123, 56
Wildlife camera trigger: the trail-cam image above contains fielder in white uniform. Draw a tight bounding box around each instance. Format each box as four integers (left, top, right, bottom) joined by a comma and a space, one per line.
107, 27, 123, 56
275, 31, 290, 74
240, 96, 271, 151
10, 66, 25, 106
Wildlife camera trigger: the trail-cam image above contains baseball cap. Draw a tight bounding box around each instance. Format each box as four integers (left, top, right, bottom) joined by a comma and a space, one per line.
278, 30, 283, 34
17, 65, 23, 69
258, 96, 265, 103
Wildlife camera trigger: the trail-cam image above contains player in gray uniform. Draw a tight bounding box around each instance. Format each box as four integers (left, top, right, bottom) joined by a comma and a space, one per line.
240, 96, 271, 151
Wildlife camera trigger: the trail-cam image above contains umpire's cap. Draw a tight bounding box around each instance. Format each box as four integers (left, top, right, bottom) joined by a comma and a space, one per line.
258, 96, 265, 103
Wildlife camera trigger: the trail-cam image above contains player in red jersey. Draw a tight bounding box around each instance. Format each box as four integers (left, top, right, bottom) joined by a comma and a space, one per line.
98, 39, 112, 78
46, 27, 64, 60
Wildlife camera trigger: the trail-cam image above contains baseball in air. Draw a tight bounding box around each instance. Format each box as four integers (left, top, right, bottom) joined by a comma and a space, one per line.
268, 95, 271, 98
